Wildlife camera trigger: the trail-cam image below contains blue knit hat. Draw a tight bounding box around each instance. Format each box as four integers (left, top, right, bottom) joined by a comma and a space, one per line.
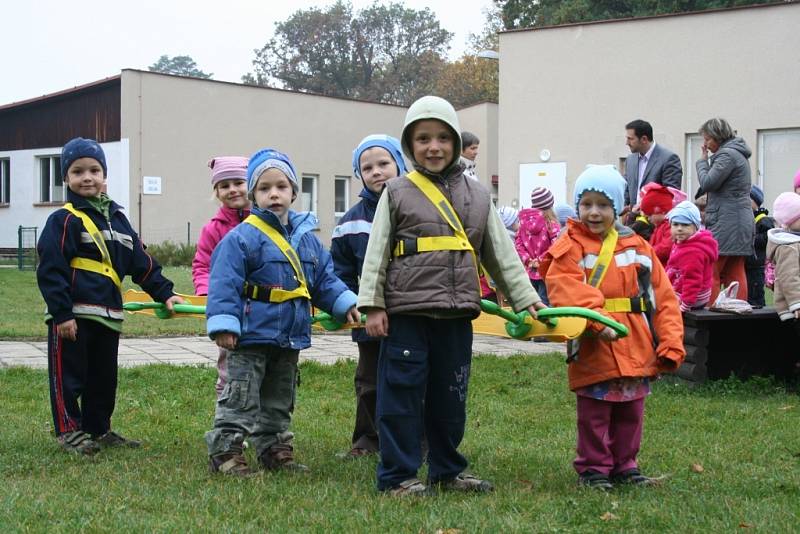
352, 135, 407, 183
667, 200, 702, 228
750, 184, 764, 207
61, 137, 107, 178
554, 203, 577, 226
247, 149, 298, 194
573, 165, 626, 215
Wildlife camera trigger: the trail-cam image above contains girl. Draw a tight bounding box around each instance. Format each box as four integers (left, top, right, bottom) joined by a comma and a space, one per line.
515, 187, 560, 305
192, 156, 250, 396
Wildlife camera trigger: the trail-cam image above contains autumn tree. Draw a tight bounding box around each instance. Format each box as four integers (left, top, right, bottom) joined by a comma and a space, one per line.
149, 55, 212, 79
242, 1, 452, 105
435, 55, 498, 108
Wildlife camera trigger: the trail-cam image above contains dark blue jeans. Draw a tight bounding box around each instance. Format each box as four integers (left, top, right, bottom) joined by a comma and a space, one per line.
376, 315, 472, 490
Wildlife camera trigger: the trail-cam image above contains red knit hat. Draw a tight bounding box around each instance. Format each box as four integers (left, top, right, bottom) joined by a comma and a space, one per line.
640, 185, 673, 216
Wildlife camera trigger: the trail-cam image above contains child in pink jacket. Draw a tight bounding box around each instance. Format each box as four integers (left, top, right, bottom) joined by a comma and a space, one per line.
515, 187, 560, 304
192, 156, 250, 395
665, 201, 719, 311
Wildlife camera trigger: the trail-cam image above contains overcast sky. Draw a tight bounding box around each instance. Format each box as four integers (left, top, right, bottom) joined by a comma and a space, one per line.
1, 0, 493, 106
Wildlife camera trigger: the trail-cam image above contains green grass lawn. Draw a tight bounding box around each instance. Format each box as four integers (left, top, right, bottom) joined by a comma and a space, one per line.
0, 267, 204, 339
1, 357, 797, 532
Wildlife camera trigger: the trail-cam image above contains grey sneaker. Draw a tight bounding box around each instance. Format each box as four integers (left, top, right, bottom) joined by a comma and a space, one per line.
437, 473, 494, 493
385, 478, 430, 497
59, 430, 101, 456
578, 470, 613, 491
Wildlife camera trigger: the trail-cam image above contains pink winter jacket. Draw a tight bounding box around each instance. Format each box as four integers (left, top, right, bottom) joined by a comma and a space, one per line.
514, 208, 560, 281
192, 205, 250, 295
665, 229, 719, 311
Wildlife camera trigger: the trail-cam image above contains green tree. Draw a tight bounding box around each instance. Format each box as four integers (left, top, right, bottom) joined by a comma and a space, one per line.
148, 55, 212, 79
243, 0, 452, 105
436, 54, 498, 108
494, 0, 779, 29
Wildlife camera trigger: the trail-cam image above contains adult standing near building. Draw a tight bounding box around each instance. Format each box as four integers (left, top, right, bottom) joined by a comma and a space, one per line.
622, 119, 683, 215
460, 131, 480, 181
696, 117, 754, 304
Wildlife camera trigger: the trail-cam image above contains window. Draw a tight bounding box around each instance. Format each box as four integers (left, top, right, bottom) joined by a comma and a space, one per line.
684, 133, 704, 196
0, 159, 9, 204
39, 156, 64, 203
334, 175, 350, 222
301, 174, 318, 214
759, 128, 800, 210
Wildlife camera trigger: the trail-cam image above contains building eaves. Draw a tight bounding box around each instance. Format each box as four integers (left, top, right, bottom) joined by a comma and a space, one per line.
0, 75, 121, 113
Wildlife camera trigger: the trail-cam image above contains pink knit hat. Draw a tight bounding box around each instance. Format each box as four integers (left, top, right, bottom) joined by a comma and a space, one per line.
530, 187, 554, 210
794, 167, 800, 189
209, 156, 248, 187
772, 192, 800, 227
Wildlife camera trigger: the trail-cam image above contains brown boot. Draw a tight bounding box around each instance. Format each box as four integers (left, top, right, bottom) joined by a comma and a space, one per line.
258, 443, 309, 472
208, 451, 257, 477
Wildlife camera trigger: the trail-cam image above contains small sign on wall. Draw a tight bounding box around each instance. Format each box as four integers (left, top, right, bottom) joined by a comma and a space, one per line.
143, 176, 162, 195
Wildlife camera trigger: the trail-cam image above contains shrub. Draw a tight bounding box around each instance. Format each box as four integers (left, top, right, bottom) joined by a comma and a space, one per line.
145, 241, 196, 266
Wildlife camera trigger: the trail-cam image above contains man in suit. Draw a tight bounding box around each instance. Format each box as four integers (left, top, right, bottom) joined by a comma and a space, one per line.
623, 119, 683, 216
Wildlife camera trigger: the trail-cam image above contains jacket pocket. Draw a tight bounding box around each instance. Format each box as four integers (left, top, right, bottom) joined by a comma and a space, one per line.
383, 343, 427, 388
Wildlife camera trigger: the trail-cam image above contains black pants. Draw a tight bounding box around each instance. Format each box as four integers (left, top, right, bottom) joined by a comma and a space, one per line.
47, 319, 119, 437
746, 266, 766, 307
376, 315, 472, 490
351, 341, 380, 451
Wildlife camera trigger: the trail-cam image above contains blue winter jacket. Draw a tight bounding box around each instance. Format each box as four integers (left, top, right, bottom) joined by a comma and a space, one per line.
37, 189, 175, 324
331, 188, 379, 343
206, 207, 357, 350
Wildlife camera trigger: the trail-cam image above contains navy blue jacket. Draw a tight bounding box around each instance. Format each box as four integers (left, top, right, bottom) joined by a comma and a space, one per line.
747, 207, 776, 269
206, 207, 357, 350
37, 189, 175, 324
331, 188, 380, 343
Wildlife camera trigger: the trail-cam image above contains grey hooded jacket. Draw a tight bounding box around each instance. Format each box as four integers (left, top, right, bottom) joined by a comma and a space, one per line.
696, 137, 754, 256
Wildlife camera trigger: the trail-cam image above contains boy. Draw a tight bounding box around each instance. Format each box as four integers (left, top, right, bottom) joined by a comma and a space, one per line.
665, 201, 719, 311
358, 96, 545, 496
766, 192, 800, 324
540, 165, 685, 490
205, 148, 359, 476
37, 137, 183, 455
331, 134, 407, 459
746, 185, 775, 307
460, 131, 480, 181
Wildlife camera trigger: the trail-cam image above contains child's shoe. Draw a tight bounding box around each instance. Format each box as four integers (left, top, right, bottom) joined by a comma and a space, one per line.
209, 451, 256, 477
611, 468, 660, 486
94, 431, 142, 449
58, 430, 101, 456
385, 478, 430, 497
435, 472, 494, 493
578, 470, 613, 491
336, 447, 376, 460
258, 443, 309, 472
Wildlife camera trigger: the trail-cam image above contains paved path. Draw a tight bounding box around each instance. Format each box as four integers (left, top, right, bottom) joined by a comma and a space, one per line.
0, 331, 564, 369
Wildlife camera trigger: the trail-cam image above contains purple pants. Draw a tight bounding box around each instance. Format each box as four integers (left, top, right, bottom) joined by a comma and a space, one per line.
574, 395, 644, 476
215, 347, 228, 398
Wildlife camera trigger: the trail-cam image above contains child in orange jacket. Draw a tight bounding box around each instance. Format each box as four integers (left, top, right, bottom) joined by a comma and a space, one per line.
540, 165, 685, 490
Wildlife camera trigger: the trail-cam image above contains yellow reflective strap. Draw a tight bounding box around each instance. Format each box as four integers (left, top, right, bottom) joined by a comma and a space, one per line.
406, 171, 472, 249
62, 203, 121, 289
244, 215, 311, 301
416, 236, 472, 253
754, 213, 766, 224
588, 227, 618, 289
635, 214, 649, 224
603, 297, 641, 313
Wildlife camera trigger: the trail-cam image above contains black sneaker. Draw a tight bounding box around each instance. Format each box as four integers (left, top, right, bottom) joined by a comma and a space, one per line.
578, 470, 613, 491
94, 431, 142, 449
611, 468, 659, 486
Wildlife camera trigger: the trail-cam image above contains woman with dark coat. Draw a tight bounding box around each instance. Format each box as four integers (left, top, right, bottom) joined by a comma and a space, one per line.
696, 117, 755, 304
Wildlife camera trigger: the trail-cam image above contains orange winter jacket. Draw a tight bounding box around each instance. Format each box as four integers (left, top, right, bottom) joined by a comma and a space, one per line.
540, 219, 685, 390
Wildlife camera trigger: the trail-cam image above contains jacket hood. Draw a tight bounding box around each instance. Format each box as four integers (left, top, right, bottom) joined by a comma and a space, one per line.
678, 229, 718, 260
766, 228, 800, 262
720, 137, 751, 160
401, 96, 461, 174
566, 217, 634, 239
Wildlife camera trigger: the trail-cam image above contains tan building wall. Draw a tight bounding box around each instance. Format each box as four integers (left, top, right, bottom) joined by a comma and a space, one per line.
120, 70, 407, 247
457, 102, 499, 200
498, 3, 800, 210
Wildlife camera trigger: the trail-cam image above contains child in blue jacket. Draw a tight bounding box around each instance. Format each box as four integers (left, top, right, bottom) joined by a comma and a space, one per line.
37, 137, 182, 455
204, 148, 359, 476
331, 134, 407, 458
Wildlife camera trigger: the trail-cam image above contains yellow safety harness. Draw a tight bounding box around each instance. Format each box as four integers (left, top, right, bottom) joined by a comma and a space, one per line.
63, 203, 122, 289
243, 215, 311, 303
634, 214, 650, 224
754, 213, 767, 224
589, 226, 649, 313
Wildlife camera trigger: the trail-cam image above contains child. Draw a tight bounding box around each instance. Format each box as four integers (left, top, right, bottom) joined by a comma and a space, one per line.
540, 165, 685, 490
665, 201, 719, 311
554, 203, 577, 228
515, 187, 560, 305
746, 185, 775, 307
358, 96, 544, 496
638, 184, 674, 265
460, 131, 480, 181
204, 148, 360, 476
37, 137, 183, 455
192, 156, 251, 396
480, 206, 521, 304
331, 134, 407, 459
766, 192, 800, 324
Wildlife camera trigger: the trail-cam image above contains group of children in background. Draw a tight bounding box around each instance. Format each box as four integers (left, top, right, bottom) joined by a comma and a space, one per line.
35, 99, 800, 495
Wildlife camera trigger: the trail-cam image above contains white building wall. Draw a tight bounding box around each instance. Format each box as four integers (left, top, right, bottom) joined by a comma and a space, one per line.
0, 140, 129, 248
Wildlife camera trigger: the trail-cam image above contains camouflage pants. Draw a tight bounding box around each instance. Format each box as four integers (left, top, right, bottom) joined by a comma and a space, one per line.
205, 346, 299, 458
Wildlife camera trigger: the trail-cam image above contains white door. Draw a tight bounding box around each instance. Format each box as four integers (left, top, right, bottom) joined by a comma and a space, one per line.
758, 129, 800, 210
518, 162, 567, 209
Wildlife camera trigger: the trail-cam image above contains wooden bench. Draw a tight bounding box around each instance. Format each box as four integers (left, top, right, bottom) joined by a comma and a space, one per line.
678, 308, 799, 383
